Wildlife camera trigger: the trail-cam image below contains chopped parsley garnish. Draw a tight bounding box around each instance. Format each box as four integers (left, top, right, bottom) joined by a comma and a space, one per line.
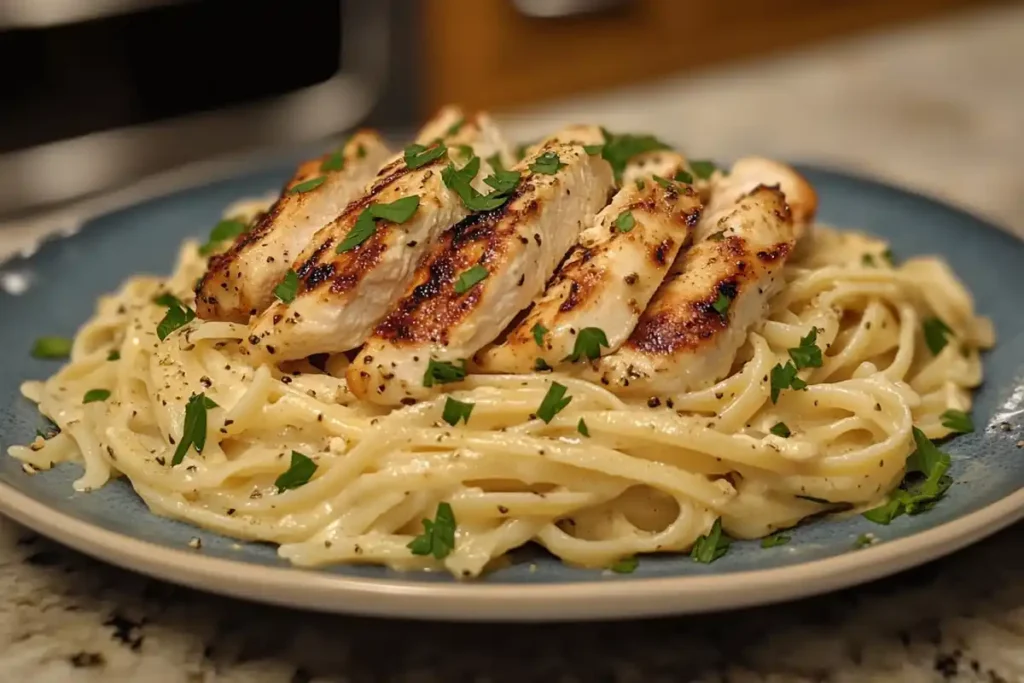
531, 323, 548, 347
565, 327, 610, 362
156, 295, 196, 341
761, 533, 791, 548
708, 230, 727, 242
452, 144, 474, 160
336, 196, 421, 253
770, 422, 791, 438
534, 358, 552, 371
689, 160, 717, 180
82, 389, 111, 404
483, 168, 522, 195
529, 151, 565, 175
595, 128, 672, 182
862, 427, 953, 525
273, 270, 300, 303
691, 518, 730, 563
788, 328, 823, 369
199, 218, 248, 256
861, 253, 876, 267
423, 359, 467, 387
861, 499, 902, 525
357, 144, 367, 158
614, 210, 636, 233
882, 248, 895, 265
905, 426, 950, 480
153, 292, 180, 307
453, 265, 489, 294
577, 418, 590, 437
275, 451, 318, 491
536, 382, 572, 423
407, 502, 457, 560
652, 174, 676, 189
288, 176, 327, 194
404, 142, 448, 169
336, 210, 377, 253
674, 169, 694, 184
370, 195, 421, 223
486, 153, 507, 173
854, 533, 875, 549
446, 117, 466, 136
635, 179, 645, 190
712, 290, 732, 315
31, 337, 72, 359
610, 556, 638, 573
442, 397, 474, 426
171, 393, 217, 466
769, 361, 807, 403
940, 409, 974, 434
107, 350, 120, 361
448, 154, 480, 184
320, 150, 345, 172
584, 144, 604, 155
442, 156, 519, 212
923, 317, 953, 355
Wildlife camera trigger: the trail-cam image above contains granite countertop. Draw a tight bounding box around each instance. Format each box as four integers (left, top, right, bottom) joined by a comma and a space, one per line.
2, 5, 1024, 682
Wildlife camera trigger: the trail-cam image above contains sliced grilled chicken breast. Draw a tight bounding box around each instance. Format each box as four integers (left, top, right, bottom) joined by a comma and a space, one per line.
514, 124, 604, 162
348, 139, 616, 405
620, 150, 692, 187
195, 130, 391, 322
476, 155, 702, 374
414, 105, 467, 147
247, 113, 514, 361
542, 124, 605, 147
697, 157, 817, 240
588, 160, 817, 397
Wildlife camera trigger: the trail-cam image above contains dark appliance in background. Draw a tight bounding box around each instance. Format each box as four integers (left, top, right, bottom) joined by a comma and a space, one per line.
0, 0, 420, 220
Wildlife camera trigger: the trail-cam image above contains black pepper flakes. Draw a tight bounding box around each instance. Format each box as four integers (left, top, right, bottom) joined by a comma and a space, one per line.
69, 652, 106, 668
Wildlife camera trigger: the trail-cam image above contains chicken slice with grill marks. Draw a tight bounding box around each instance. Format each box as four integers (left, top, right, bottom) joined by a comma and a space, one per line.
195, 130, 391, 322
475, 153, 702, 374
347, 139, 616, 405
246, 111, 514, 362
585, 159, 817, 398
697, 157, 817, 240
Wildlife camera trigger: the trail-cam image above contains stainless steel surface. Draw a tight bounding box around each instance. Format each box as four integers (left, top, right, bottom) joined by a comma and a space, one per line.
512, 0, 627, 18
0, 1, 392, 218
0, 0, 188, 29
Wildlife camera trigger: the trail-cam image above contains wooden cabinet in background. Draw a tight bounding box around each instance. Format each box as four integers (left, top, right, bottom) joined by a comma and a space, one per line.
421, 0, 988, 113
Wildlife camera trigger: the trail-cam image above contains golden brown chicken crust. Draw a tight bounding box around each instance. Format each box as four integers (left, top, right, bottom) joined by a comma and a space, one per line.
195, 130, 388, 322
372, 180, 537, 346
289, 159, 449, 299
484, 181, 701, 359
625, 186, 792, 357
195, 156, 324, 321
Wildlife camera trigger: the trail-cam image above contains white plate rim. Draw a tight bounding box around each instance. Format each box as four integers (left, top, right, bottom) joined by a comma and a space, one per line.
1, 478, 1021, 621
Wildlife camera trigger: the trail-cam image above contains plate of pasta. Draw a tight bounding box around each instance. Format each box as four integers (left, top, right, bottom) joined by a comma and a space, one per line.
1, 107, 1023, 621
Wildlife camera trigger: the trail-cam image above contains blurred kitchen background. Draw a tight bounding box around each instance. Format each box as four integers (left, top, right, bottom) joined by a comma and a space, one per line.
1, 0, 1021, 249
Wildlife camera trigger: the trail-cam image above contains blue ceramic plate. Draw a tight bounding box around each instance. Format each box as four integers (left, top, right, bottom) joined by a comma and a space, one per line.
1, 164, 1022, 622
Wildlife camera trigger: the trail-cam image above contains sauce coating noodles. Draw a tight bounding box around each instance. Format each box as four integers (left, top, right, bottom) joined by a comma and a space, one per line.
9, 197, 993, 577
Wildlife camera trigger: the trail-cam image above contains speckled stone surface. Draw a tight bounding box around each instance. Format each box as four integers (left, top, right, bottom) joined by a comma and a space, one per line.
1, 4, 1024, 681
5, 518, 1024, 682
